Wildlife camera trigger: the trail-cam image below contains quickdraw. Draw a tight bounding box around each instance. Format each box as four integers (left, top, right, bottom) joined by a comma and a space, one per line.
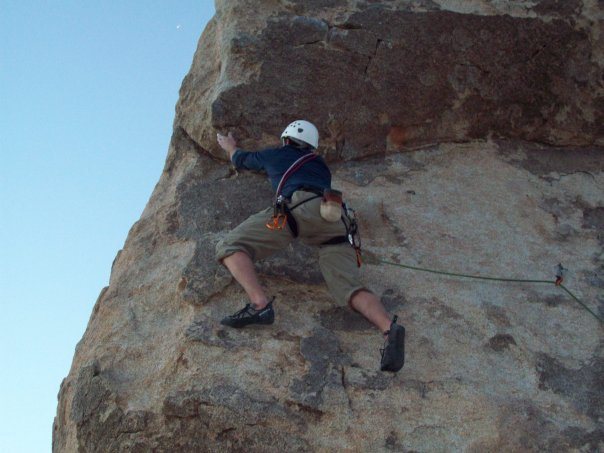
344, 205, 363, 267
555, 263, 566, 286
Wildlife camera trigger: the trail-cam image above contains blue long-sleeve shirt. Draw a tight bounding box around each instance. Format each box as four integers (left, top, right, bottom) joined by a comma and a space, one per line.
231, 145, 331, 198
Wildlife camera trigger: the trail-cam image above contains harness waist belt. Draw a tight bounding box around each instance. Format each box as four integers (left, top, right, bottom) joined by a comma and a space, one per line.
296, 186, 324, 196
321, 235, 348, 246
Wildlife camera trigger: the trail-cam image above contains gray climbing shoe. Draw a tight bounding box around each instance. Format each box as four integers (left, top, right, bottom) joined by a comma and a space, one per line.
220, 299, 275, 328
380, 315, 405, 372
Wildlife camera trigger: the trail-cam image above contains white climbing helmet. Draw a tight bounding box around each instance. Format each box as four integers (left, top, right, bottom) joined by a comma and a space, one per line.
281, 120, 319, 149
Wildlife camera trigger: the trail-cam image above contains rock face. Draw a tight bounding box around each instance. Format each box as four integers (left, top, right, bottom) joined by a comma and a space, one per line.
178, 0, 603, 160
54, 1, 603, 452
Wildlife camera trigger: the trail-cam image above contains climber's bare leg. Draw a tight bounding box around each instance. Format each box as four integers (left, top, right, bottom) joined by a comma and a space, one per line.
222, 251, 269, 309
350, 290, 392, 335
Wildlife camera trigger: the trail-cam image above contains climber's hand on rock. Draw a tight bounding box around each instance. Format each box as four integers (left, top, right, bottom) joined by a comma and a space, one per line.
217, 131, 237, 159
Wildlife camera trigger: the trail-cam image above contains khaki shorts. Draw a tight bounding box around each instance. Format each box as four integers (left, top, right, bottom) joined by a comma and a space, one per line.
216, 190, 371, 305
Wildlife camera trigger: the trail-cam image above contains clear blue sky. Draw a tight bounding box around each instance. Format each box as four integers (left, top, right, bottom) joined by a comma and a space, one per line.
0, 2, 215, 451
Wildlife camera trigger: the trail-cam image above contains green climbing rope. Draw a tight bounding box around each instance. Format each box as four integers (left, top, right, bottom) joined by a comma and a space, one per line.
365, 254, 603, 324
558, 284, 602, 324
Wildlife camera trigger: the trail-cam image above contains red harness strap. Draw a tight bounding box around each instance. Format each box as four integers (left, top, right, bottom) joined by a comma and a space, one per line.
275, 152, 318, 197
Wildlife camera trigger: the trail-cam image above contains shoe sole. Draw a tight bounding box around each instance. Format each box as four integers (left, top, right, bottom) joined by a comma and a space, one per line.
381, 325, 405, 372
220, 314, 274, 329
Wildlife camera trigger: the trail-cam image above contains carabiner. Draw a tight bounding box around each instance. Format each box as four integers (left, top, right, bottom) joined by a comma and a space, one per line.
555, 263, 566, 286
266, 213, 288, 230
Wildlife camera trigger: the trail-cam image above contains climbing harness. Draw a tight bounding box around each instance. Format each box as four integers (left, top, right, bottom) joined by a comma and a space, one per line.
266, 152, 318, 231
362, 252, 603, 324
264, 151, 364, 266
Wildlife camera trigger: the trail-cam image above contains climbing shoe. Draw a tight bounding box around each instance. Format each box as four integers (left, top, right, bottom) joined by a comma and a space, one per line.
380, 315, 405, 372
220, 299, 275, 328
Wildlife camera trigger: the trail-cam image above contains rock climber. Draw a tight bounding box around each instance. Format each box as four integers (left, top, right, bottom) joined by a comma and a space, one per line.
215, 120, 405, 372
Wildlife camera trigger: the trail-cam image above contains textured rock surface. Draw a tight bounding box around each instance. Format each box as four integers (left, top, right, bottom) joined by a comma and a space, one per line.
177, 0, 603, 160
54, 1, 604, 452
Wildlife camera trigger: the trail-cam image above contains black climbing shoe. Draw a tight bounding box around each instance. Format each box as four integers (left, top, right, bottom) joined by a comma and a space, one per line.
220, 299, 275, 328
380, 315, 405, 372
